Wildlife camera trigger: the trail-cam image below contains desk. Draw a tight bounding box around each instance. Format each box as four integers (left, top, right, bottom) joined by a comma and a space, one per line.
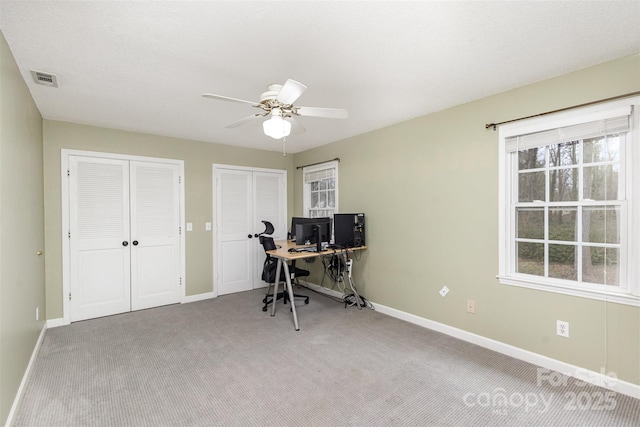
266, 240, 366, 330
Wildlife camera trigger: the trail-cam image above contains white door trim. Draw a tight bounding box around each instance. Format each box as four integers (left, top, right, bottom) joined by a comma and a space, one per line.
61, 149, 185, 325
212, 163, 287, 297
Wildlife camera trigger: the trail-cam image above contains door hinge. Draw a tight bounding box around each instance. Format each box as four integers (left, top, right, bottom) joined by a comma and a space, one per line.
179, 226, 182, 235
180, 277, 183, 286
179, 176, 182, 184
68, 292, 72, 301
67, 169, 70, 177
68, 231, 71, 239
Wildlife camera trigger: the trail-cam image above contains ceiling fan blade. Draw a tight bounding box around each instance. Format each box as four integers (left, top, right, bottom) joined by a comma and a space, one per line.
296, 106, 348, 119
276, 79, 307, 105
288, 116, 306, 135
224, 114, 264, 129
202, 93, 258, 106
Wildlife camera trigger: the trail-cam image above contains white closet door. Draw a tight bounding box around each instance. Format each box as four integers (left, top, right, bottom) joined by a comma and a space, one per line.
216, 169, 253, 295
130, 161, 181, 310
253, 171, 287, 286
69, 156, 131, 322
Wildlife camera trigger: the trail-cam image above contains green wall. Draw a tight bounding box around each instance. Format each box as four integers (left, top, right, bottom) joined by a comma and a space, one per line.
293, 54, 640, 385
0, 31, 45, 425
43, 121, 296, 319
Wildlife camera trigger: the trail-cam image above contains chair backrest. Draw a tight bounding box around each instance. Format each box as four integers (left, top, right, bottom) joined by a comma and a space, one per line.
259, 235, 309, 283
261, 236, 277, 252
260, 236, 278, 283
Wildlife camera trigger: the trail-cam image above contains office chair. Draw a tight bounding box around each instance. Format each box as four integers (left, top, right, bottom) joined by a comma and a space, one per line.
257, 221, 310, 312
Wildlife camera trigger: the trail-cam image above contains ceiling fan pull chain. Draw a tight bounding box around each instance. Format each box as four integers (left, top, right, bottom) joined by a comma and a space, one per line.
282, 138, 287, 156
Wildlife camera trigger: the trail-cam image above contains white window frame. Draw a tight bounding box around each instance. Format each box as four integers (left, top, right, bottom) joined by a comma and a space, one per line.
498, 97, 640, 306
302, 160, 339, 218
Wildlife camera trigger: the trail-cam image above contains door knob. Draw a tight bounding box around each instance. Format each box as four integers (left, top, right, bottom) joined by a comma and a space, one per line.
132, 240, 139, 246
247, 234, 253, 238
122, 241, 129, 246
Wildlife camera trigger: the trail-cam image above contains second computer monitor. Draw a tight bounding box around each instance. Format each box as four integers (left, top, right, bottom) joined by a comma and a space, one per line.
290, 216, 330, 240
295, 220, 331, 246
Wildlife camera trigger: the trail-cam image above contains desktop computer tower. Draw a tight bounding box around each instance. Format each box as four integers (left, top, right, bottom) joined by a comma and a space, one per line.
334, 213, 365, 248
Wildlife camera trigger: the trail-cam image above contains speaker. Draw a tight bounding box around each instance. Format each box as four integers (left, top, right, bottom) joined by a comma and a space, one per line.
334, 213, 365, 248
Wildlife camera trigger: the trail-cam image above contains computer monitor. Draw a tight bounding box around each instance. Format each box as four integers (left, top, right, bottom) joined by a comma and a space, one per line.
290, 216, 330, 240
295, 221, 331, 250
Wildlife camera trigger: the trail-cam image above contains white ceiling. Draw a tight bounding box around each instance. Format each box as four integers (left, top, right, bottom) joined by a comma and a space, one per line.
1, 1, 639, 153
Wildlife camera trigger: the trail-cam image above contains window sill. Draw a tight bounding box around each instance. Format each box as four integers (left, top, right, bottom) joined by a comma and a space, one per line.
497, 275, 640, 307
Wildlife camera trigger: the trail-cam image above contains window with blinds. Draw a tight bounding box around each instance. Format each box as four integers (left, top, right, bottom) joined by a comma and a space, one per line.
303, 160, 338, 218
498, 98, 640, 305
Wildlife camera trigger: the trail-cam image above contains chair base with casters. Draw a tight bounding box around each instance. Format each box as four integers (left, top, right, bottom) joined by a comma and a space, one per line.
261, 273, 310, 312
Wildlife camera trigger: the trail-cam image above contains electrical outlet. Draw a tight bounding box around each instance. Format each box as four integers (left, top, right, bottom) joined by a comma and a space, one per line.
439, 286, 449, 297
557, 320, 569, 337
36, 307, 39, 321
205, 222, 212, 231
466, 299, 475, 314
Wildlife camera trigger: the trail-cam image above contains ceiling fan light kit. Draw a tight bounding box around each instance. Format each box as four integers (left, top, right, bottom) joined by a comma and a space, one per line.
202, 79, 348, 141
263, 108, 291, 139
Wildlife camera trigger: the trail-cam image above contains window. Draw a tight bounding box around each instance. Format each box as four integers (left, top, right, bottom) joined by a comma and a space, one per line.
303, 160, 338, 218
498, 97, 640, 306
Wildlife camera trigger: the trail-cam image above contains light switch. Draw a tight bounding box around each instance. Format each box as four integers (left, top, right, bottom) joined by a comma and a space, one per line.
186, 223, 193, 232
205, 222, 212, 231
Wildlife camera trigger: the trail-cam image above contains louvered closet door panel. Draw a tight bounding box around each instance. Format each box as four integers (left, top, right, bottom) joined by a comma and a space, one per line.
130, 161, 181, 310
216, 169, 253, 295
254, 172, 286, 238
69, 156, 131, 321
253, 172, 286, 288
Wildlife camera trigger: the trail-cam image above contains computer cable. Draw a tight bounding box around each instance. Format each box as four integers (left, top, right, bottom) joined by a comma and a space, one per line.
318, 254, 344, 294
296, 281, 344, 304
342, 293, 374, 309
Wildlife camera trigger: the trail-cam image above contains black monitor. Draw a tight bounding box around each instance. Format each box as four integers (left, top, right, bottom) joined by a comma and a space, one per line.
295, 220, 331, 250
290, 216, 330, 240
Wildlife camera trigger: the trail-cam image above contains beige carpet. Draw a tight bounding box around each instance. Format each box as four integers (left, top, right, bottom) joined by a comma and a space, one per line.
13, 288, 640, 426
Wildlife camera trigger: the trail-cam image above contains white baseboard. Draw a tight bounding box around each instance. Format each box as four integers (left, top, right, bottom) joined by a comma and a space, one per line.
5, 323, 47, 427
46, 293, 218, 328
182, 291, 216, 303
300, 281, 345, 299
373, 302, 640, 400
302, 281, 639, 399
46, 318, 66, 329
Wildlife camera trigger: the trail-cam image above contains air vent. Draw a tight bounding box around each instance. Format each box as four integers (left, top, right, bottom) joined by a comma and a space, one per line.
30, 70, 58, 87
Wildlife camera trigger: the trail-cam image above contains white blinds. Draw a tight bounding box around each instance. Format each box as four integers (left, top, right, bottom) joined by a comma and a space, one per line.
303, 162, 337, 183
505, 106, 632, 152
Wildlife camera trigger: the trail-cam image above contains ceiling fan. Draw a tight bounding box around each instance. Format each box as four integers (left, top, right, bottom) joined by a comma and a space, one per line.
201, 79, 348, 139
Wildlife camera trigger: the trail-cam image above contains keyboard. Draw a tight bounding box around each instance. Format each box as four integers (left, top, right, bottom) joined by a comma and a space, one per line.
291, 246, 317, 253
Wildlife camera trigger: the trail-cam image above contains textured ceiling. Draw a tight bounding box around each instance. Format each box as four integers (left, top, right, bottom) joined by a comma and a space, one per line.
1, 1, 639, 153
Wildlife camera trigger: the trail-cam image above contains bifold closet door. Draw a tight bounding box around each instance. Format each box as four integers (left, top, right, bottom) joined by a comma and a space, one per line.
215, 167, 286, 296
69, 156, 181, 322
216, 169, 253, 295
69, 156, 131, 322
252, 171, 287, 282
130, 161, 181, 310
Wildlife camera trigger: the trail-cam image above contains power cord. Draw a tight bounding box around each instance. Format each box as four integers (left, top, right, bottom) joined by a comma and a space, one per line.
300, 250, 374, 310
342, 293, 374, 310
